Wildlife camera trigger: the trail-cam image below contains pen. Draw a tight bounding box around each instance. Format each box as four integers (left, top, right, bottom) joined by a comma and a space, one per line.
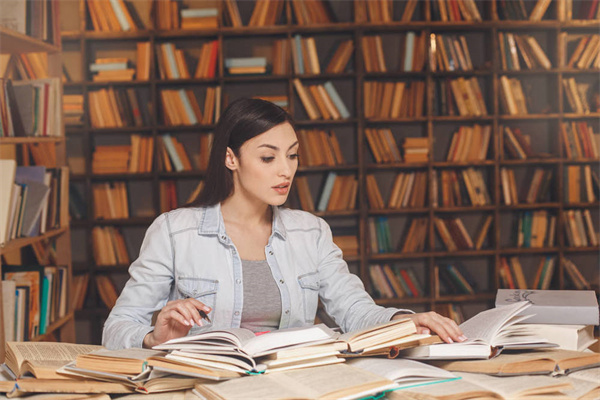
199, 309, 212, 324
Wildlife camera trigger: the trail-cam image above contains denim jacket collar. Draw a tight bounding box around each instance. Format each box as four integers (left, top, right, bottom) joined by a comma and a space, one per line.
198, 203, 287, 241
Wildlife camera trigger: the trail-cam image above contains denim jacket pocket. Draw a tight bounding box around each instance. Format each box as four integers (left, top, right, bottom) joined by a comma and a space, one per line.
177, 277, 218, 332
298, 272, 320, 323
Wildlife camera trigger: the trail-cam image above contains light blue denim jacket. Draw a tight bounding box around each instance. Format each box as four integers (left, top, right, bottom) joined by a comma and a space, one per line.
102, 204, 412, 349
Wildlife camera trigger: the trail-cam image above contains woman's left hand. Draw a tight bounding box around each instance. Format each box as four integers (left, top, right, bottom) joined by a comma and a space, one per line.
393, 312, 467, 344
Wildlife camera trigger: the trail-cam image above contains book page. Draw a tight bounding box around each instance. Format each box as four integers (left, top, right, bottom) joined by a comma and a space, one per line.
458, 301, 530, 345
7, 342, 102, 378
83, 348, 165, 361
388, 377, 493, 399
459, 372, 572, 397
244, 324, 337, 356
347, 358, 456, 384
195, 363, 394, 400
568, 366, 600, 383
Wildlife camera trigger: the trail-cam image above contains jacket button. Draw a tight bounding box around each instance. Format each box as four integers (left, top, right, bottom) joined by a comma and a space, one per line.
279, 279, 284, 284
236, 279, 241, 284
285, 310, 289, 314
221, 235, 226, 240
269, 251, 274, 255
234, 311, 240, 316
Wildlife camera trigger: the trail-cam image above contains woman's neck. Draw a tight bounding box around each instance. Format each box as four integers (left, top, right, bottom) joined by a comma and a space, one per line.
220, 195, 272, 227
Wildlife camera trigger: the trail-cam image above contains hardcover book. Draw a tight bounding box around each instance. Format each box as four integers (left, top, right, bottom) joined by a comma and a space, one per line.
495, 289, 599, 325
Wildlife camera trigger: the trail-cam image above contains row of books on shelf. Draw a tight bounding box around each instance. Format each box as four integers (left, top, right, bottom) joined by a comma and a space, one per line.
92, 226, 130, 266
366, 171, 428, 210
563, 209, 599, 248
296, 129, 345, 167
369, 264, 425, 299
515, 211, 556, 249
498, 32, 552, 71
565, 34, 600, 70
160, 87, 221, 126
87, 87, 151, 129
565, 165, 599, 204
0, 78, 61, 137
0, 53, 49, 81
561, 121, 600, 159
61, 32, 599, 86
78, 0, 600, 33
77, 80, 599, 131
500, 167, 552, 206
63, 94, 84, 127
366, 131, 429, 164
0, 0, 58, 43
363, 32, 428, 73
293, 79, 349, 121
563, 77, 598, 115
154, 41, 218, 80
294, 173, 357, 213
1, 265, 68, 342
438, 168, 490, 207
0, 162, 68, 246
364, 81, 426, 119
92, 182, 129, 220
430, 33, 474, 72
372, 256, 593, 302
55, 271, 113, 315
89, 133, 214, 174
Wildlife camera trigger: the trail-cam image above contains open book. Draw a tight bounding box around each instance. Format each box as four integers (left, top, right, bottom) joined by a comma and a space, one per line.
430, 349, 600, 376
399, 301, 555, 360
193, 363, 398, 400
151, 324, 338, 376
347, 358, 457, 388
4, 341, 103, 379
389, 371, 573, 400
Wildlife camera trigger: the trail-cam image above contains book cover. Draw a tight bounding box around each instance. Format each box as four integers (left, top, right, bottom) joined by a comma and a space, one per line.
495, 289, 599, 325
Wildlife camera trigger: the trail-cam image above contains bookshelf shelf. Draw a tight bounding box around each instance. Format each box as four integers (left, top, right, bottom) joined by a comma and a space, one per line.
0, 227, 69, 254
0, 27, 60, 54
60, 0, 599, 341
0, 137, 66, 145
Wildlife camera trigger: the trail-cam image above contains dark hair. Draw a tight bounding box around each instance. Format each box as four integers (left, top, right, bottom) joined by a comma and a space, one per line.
186, 98, 294, 207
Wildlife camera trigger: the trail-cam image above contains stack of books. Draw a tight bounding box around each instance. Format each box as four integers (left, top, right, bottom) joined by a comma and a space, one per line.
90, 58, 135, 82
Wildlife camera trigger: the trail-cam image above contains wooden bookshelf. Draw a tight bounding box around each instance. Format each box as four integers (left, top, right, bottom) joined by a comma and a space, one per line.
0, 1, 75, 362
60, 0, 599, 342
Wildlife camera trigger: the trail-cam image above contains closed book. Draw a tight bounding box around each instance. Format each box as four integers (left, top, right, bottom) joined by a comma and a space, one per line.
495, 289, 599, 325
518, 324, 597, 351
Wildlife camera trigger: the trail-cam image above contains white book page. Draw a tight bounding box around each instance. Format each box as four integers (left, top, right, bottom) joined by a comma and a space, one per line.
459, 372, 573, 397
244, 324, 337, 356
347, 358, 456, 383
459, 301, 530, 345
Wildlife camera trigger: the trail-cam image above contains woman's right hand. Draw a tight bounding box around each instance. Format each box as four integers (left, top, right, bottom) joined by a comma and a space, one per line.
143, 298, 212, 348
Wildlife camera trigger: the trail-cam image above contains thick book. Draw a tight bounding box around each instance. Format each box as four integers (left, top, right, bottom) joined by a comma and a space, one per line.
392, 371, 574, 400
495, 289, 600, 325
153, 324, 338, 374
193, 363, 398, 400
518, 324, 597, 351
430, 349, 600, 377
399, 301, 554, 360
4, 341, 102, 379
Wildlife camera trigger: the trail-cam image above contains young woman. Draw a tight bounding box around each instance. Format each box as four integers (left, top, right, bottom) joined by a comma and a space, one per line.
102, 98, 465, 350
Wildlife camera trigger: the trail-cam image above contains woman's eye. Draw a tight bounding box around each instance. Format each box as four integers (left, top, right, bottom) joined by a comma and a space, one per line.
261, 157, 275, 163
289, 153, 299, 160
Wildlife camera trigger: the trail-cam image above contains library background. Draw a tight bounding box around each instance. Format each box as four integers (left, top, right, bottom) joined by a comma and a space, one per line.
0, 0, 598, 352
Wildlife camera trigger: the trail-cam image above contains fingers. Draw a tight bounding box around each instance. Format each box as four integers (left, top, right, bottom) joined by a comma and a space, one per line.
413, 312, 467, 344
160, 299, 212, 327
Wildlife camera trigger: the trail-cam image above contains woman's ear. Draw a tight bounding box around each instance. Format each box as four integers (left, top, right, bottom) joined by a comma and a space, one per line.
225, 147, 238, 171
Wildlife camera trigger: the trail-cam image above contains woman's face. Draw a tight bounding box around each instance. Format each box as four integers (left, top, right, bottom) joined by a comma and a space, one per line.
229, 122, 299, 206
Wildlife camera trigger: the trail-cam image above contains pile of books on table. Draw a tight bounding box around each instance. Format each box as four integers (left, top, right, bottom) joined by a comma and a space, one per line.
0, 293, 598, 399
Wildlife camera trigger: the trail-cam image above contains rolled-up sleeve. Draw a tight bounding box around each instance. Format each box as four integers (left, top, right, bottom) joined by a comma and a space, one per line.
102, 213, 174, 349
315, 218, 413, 333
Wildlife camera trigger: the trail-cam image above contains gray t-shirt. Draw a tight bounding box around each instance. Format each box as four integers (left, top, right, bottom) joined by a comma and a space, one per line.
240, 259, 282, 333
